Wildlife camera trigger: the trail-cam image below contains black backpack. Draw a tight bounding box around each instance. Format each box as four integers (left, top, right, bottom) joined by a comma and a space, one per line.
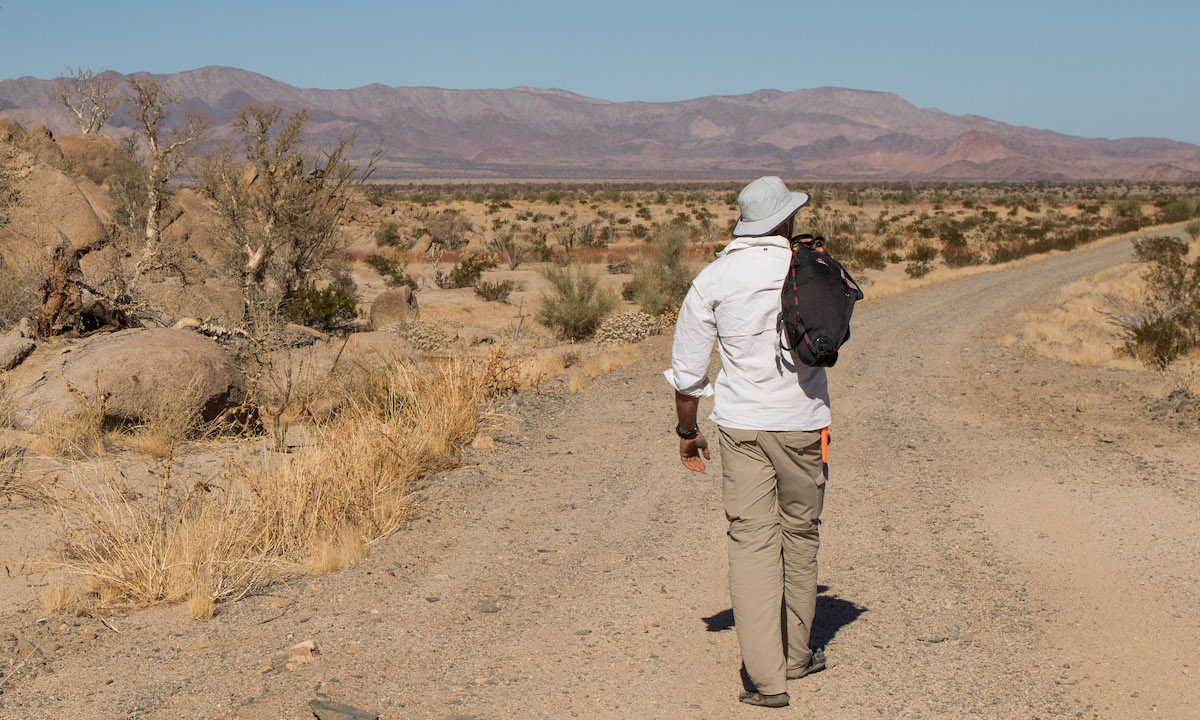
779, 235, 864, 368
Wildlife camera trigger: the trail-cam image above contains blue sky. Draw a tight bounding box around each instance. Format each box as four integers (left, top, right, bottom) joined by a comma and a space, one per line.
2, 0, 1197, 144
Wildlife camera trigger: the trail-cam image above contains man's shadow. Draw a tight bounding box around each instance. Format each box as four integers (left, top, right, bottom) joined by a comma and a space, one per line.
700, 585, 868, 692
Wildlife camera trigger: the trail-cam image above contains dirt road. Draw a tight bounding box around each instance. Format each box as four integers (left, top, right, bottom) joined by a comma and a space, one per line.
2, 236, 1197, 719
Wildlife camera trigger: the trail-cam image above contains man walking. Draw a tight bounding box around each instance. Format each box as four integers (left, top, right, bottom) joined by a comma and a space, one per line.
666, 176, 829, 708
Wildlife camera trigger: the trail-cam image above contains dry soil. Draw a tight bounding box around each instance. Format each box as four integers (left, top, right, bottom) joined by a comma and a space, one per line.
0, 234, 1197, 719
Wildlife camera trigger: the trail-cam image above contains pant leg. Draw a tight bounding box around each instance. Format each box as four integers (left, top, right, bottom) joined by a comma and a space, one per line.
717, 427, 787, 696
759, 430, 826, 674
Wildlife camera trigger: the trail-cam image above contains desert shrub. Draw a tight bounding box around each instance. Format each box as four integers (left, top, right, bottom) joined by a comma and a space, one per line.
1134, 234, 1189, 265
1117, 314, 1192, 369
474, 279, 520, 303
364, 253, 418, 291
436, 251, 497, 289
905, 244, 938, 263
1155, 198, 1197, 225
843, 247, 887, 271
536, 264, 617, 340
623, 225, 696, 316
935, 218, 965, 246
364, 252, 397, 276
487, 232, 529, 270
44, 351, 523, 611
607, 257, 631, 274
905, 260, 932, 278
941, 243, 982, 268
361, 184, 390, 206
1106, 235, 1200, 367
989, 241, 1032, 264
0, 239, 49, 330
525, 232, 555, 262
427, 210, 473, 250
107, 159, 153, 240
374, 221, 407, 248
577, 221, 606, 249
0, 148, 18, 227
285, 272, 358, 328
1186, 220, 1200, 243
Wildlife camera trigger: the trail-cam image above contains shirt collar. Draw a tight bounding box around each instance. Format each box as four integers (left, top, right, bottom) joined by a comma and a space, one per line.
716, 235, 790, 258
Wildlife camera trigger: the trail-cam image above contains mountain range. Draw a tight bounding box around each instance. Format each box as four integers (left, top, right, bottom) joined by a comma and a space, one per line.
2, 66, 1198, 181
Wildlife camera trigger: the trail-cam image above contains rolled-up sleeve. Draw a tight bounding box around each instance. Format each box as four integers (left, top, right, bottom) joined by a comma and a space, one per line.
663, 281, 717, 397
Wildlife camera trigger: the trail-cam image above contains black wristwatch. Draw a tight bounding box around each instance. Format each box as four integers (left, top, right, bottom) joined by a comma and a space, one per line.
676, 423, 700, 439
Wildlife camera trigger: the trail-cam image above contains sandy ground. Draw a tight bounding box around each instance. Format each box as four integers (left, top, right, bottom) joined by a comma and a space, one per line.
1, 234, 1197, 719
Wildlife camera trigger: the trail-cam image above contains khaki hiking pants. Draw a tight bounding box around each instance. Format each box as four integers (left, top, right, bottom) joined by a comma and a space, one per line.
718, 426, 826, 696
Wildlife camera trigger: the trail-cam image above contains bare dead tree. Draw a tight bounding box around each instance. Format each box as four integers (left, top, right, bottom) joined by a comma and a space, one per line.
197, 102, 379, 304
53, 67, 119, 134
124, 73, 210, 279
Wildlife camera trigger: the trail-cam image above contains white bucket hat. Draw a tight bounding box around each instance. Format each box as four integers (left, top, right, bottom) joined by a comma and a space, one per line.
732, 176, 810, 237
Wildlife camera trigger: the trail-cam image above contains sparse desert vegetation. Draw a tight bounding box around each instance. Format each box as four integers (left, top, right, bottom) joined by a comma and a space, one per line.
1, 97, 1199, 631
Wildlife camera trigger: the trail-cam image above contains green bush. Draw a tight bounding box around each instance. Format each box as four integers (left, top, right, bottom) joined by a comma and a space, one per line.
905, 244, 938, 263
941, 243, 982, 268
286, 273, 358, 328
536, 264, 617, 340
1154, 198, 1197, 225
436, 252, 497, 289
364, 253, 418, 291
577, 221, 606, 248
1133, 234, 1188, 265
474, 279, 520, 303
374, 221, 405, 247
1109, 235, 1200, 367
607, 257, 631, 274
106, 160, 153, 240
989, 241, 1032, 264
905, 260, 932, 279
623, 225, 697, 315
1186, 219, 1200, 243
843, 247, 887, 271
1119, 316, 1192, 369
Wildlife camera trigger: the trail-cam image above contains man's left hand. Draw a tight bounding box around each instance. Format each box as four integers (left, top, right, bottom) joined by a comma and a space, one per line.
680, 433, 710, 472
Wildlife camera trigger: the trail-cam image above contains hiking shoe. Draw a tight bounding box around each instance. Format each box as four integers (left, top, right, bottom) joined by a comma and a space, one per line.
787, 648, 826, 680
739, 691, 790, 708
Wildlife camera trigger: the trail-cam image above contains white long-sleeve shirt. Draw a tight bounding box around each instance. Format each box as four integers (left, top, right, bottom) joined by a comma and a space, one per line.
664, 235, 832, 431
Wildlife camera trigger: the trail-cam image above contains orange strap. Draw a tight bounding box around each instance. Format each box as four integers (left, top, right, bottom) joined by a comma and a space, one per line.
820, 427, 829, 464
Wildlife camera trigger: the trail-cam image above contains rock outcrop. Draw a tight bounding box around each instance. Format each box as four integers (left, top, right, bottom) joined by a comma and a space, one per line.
0, 334, 35, 371
12, 166, 107, 252
55, 133, 131, 185
368, 287, 419, 329
6, 328, 246, 428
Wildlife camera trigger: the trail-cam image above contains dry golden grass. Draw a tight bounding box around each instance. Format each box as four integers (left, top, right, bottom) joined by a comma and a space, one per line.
305, 526, 367, 575
0, 376, 15, 430
42, 350, 521, 615
0, 236, 49, 329
118, 384, 204, 458
42, 577, 96, 615
1004, 263, 1145, 369
565, 368, 588, 394
187, 588, 215, 620
0, 446, 46, 504
27, 408, 107, 461
1168, 350, 1200, 394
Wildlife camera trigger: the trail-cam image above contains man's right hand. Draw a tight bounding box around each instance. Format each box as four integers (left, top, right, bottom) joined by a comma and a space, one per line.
680, 433, 710, 472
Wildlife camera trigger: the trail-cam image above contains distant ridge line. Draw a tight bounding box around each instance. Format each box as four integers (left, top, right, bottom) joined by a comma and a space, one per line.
2, 66, 1198, 181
